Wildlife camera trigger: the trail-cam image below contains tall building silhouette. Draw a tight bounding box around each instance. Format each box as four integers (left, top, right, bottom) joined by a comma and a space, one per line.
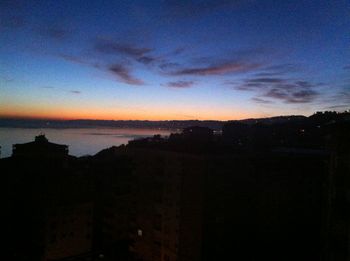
3, 135, 93, 261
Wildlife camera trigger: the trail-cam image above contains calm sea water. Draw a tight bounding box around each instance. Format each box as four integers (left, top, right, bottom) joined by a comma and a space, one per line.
0, 128, 174, 158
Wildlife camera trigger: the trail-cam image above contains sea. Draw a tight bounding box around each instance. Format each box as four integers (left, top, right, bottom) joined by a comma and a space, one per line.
0, 127, 175, 158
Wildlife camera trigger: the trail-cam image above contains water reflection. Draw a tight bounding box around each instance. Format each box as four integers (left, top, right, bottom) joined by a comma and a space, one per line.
0, 128, 173, 157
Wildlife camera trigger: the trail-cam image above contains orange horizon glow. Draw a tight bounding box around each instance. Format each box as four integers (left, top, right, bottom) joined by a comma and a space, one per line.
0, 100, 274, 121
0, 112, 264, 121
0, 108, 269, 121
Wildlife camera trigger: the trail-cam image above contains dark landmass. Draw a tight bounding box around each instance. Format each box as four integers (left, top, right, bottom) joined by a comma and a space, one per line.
0, 118, 225, 130
0, 115, 310, 130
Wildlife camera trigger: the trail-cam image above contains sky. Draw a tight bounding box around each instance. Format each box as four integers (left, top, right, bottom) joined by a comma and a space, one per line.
0, 0, 349, 120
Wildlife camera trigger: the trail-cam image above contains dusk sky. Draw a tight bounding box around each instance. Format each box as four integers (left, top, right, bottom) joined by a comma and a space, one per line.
1, 0, 349, 120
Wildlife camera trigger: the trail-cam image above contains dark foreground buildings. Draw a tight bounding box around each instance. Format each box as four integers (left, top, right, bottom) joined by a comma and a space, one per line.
2, 112, 350, 261
3, 135, 94, 261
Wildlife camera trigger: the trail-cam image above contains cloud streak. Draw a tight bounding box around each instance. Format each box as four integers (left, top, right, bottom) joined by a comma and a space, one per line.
170, 62, 260, 76
95, 40, 152, 58
163, 81, 195, 88
109, 64, 144, 85
326, 104, 350, 110
234, 76, 321, 104
94, 39, 161, 67
59, 54, 99, 67
70, 90, 81, 94
251, 97, 273, 104
58, 54, 145, 86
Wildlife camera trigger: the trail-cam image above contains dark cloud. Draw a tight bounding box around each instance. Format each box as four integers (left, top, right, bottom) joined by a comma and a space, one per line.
235, 78, 287, 91
59, 54, 144, 86
236, 76, 321, 104
70, 90, 81, 94
254, 72, 282, 77
171, 47, 186, 56
189, 47, 266, 67
326, 104, 350, 109
59, 54, 85, 64
170, 62, 260, 76
94, 39, 161, 66
248, 77, 284, 84
137, 56, 156, 64
295, 81, 316, 88
109, 64, 144, 85
266, 89, 318, 104
95, 40, 151, 57
159, 62, 180, 70
253, 63, 300, 78
292, 89, 317, 98
264, 88, 289, 100
235, 82, 264, 90
251, 97, 273, 104
163, 81, 195, 88
223, 80, 238, 85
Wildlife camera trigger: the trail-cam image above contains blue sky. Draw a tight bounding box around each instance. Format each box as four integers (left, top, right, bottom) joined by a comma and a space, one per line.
0, 0, 349, 120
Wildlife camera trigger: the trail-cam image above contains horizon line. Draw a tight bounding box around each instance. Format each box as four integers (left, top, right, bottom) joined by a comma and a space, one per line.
0, 114, 312, 122
1, 110, 348, 122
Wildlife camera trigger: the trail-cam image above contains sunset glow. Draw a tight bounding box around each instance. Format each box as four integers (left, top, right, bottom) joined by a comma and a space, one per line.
1, 1, 349, 120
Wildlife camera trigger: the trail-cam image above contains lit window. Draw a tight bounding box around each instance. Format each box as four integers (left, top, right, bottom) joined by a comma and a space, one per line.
137, 229, 143, 236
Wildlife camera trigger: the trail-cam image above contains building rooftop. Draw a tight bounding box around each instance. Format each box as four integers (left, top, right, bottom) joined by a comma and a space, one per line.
12, 134, 69, 158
